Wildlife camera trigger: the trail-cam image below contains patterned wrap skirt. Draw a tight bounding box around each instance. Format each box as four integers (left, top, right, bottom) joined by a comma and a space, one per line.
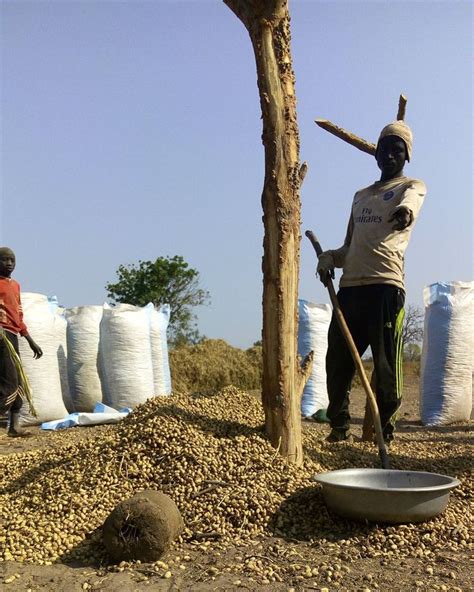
0, 328, 23, 415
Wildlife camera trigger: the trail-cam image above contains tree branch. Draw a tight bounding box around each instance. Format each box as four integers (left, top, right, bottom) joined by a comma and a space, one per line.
298, 161, 308, 186
296, 350, 314, 402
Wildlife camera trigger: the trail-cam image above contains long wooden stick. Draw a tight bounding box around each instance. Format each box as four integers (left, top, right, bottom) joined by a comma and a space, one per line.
316, 94, 408, 156
397, 94, 407, 120
314, 119, 376, 155
305, 230, 390, 469
362, 371, 376, 441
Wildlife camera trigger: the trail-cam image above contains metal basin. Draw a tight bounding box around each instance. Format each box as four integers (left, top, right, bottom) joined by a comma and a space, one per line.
314, 468, 460, 523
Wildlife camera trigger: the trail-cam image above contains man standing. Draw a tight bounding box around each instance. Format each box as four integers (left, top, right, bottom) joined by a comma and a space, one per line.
317, 121, 426, 443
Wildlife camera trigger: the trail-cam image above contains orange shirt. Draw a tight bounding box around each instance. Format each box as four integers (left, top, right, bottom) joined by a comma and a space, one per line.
0, 277, 28, 336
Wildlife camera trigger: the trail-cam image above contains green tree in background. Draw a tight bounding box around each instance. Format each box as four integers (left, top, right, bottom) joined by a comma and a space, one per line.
106, 256, 210, 346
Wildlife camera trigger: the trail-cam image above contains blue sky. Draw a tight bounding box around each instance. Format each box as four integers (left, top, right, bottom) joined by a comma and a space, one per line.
1, 0, 472, 348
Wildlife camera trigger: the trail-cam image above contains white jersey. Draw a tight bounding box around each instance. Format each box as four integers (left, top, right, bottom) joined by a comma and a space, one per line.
339, 176, 426, 291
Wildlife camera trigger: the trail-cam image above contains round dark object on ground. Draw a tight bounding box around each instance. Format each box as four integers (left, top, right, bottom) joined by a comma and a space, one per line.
102, 489, 183, 562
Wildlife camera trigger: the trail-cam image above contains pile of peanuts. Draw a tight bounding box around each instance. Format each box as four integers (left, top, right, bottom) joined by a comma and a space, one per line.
0, 386, 471, 571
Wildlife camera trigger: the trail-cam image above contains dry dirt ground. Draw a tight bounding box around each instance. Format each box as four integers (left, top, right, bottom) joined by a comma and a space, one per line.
0, 366, 472, 592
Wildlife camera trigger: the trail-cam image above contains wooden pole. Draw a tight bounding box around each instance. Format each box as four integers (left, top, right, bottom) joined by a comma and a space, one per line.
315, 93, 408, 153
314, 119, 376, 155
305, 231, 390, 469
397, 94, 407, 120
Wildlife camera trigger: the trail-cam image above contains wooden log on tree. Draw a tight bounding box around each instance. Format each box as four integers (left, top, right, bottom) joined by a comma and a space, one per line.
224, 0, 312, 465
397, 94, 407, 120
315, 94, 408, 154
315, 119, 376, 155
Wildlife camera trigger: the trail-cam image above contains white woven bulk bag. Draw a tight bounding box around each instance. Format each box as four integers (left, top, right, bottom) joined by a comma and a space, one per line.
420, 281, 474, 425
100, 303, 155, 409
66, 306, 104, 412
50, 299, 73, 413
298, 299, 332, 418
150, 304, 172, 396
18, 293, 68, 426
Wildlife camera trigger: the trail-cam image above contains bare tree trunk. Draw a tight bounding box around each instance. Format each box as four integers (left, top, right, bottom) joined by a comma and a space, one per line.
224, 0, 312, 465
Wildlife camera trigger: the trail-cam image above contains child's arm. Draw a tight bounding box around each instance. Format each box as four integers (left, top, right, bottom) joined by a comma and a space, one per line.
17, 288, 42, 359
23, 334, 43, 359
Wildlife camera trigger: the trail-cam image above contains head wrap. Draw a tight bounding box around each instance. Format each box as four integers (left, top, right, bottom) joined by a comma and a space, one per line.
377, 120, 413, 162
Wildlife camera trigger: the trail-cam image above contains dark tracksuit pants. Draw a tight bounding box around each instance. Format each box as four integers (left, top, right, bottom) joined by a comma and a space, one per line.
0, 330, 23, 415
326, 284, 405, 437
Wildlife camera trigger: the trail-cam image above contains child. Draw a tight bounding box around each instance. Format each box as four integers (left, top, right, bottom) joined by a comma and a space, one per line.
0, 247, 43, 436
317, 121, 426, 443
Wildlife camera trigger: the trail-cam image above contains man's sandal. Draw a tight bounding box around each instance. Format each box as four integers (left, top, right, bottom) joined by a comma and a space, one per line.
325, 428, 351, 443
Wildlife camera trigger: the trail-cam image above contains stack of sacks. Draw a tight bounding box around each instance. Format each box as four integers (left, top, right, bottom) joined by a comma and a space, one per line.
150, 304, 172, 396
17, 296, 172, 425
420, 281, 473, 425
18, 293, 69, 426
297, 299, 332, 419
49, 297, 74, 412
66, 306, 104, 412
100, 303, 172, 410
